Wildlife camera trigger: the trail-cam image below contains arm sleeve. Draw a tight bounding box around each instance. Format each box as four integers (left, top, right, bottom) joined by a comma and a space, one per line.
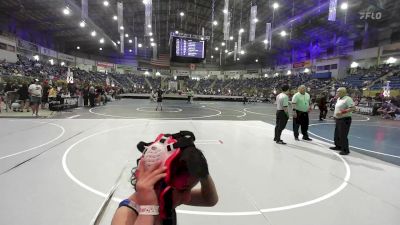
283, 96, 289, 107
346, 97, 354, 108
291, 94, 297, 104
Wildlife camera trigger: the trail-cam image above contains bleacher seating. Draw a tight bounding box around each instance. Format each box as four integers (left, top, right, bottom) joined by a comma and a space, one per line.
1, 56, 399, 99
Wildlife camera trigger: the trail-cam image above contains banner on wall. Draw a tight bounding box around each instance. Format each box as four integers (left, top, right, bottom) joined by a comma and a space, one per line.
276, 64, 291, 71
118, 2, 124, 53
97, 62, 114, 68
82, 0, 88, 19
265, 23, 272, 50
17, 39, 39, 52
175, 70, 190, 76
223, 0, 230, 41
158, 69, 171, 75
116, 64, 134, 70
209, 71, 221, 75
237, 34, 242, 60
293, 60, 312, 69
40, 47, 57, 58
382, 43, 400, 55
247, 69, 259, 74
328, 0, 338, 21
137, 67, 152, 72
117, 2, 123, 33
224, 71, 240, 75
134, 36, 138, 55
144, 0, 152, 36
57, 53, 75, 62
249, 5, 257, 42
234, 42, 238, 61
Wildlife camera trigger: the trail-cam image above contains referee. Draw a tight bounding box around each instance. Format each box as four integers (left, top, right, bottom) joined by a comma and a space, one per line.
330, 87, 355, 155
292, 85, 312, 141
274, 85, 290, 145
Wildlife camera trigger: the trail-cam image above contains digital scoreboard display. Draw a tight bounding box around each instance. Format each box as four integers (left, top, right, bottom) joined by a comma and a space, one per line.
171, 37, 207, 63
175, 38, 205, 58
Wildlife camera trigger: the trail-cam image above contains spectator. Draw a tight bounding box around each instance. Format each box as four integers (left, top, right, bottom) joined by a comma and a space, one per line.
41, 81, 50, 109
89, 85, 96, 107
28, 79, 42, 117
48, 85, 58, 101
17, 82, 30, 112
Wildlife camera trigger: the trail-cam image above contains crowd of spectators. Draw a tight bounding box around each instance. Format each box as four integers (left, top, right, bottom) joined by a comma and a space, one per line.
1, 55, 400, 119
343, 64, 400, 89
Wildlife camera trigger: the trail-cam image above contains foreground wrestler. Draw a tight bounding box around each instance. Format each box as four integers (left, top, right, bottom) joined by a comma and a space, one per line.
112, 131, 218, 225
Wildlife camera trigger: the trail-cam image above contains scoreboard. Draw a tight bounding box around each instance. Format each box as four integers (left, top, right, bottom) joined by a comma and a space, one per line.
175, 38, 205, 59
171, 36, 207, 63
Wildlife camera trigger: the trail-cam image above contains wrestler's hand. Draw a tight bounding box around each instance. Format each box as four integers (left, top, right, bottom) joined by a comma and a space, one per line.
135, 161, 167, 205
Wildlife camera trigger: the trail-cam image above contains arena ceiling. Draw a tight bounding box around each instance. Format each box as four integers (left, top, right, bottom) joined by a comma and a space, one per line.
0, 0, 399, 66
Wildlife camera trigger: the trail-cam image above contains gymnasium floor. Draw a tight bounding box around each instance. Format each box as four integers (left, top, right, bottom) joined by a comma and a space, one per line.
0, 99, 399, 225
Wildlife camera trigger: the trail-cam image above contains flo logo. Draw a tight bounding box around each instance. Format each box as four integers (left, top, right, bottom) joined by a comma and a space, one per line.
359, 11, 382, 20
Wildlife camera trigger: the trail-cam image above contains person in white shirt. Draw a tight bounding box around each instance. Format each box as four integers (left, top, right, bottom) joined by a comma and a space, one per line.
28, 79, 42, 117
274, 85, 290, 145
329, 87, 356, 155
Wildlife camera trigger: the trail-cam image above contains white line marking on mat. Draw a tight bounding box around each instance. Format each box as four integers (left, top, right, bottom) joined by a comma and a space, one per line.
0, 122, 66, 160
62, 121, 350, 216
89, 106, 222, 119
243, 108, 275, 117
309, 123, 400, 159
67, 115, 81, 119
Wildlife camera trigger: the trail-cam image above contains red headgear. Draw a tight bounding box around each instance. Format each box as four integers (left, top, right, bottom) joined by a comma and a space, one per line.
133, 131, 196, 222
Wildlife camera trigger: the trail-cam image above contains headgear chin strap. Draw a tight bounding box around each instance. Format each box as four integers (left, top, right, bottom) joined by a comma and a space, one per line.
134, 131, 196, 222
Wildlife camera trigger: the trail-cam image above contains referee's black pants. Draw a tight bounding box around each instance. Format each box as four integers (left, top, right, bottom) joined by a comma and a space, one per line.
334, 117, 352, 153
274, 110, 288, 141
293, 110, 310, 139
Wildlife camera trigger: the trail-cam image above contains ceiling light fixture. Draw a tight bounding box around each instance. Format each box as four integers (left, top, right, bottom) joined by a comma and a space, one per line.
340, 2, 348, 10
63, 7, 71, 15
